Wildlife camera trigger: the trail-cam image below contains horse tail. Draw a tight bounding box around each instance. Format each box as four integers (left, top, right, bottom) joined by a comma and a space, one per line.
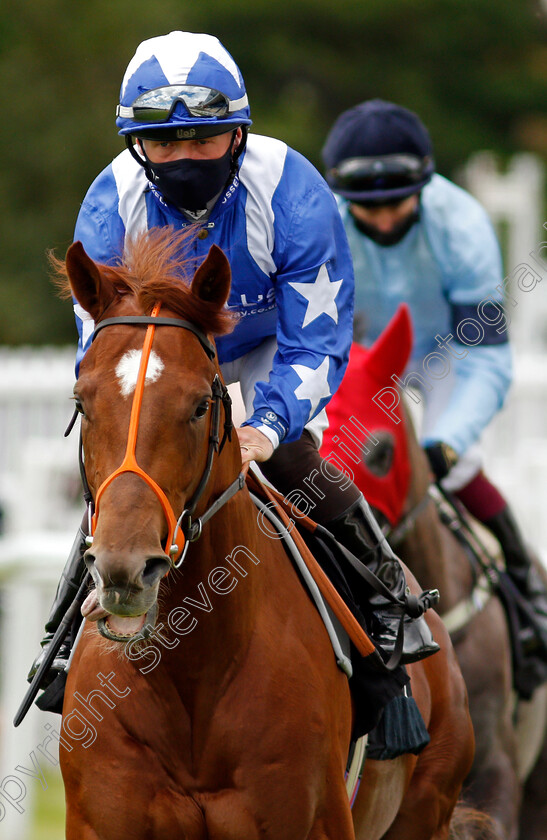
448, 802, 498, 840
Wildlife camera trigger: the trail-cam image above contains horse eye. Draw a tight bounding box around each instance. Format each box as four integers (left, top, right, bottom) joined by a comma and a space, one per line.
192, 400, 210, 421
74, 397, 85, 416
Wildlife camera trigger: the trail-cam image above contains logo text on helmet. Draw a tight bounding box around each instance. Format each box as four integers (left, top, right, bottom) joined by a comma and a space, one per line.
176, 128, 197, 138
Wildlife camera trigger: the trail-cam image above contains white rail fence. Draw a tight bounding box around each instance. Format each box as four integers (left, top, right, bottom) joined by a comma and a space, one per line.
0, 348, 81, 839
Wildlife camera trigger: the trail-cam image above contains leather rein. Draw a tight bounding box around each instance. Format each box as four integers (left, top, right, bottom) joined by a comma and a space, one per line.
70, 303, 245, 570
382, 490, 433, 546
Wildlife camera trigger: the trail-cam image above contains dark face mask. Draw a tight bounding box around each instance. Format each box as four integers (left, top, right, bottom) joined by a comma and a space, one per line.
350, 206, 420, 247
145, 144, 234, 212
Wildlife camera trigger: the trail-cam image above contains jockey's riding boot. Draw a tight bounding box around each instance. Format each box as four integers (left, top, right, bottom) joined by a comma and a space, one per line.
485, 506, 547, 657
27, 525, 88, 687
326, 497, 440, 664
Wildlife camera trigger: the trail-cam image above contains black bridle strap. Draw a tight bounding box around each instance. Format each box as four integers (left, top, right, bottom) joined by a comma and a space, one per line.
180, 374, 225, 526
174, 375, 239, 549
382, 491, 433, 546
92, 316, 216, 360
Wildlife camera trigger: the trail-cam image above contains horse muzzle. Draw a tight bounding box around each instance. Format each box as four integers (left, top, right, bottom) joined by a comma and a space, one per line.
98, 603, 159, 643
94, 585, 160, 642
84, 548, 168, 642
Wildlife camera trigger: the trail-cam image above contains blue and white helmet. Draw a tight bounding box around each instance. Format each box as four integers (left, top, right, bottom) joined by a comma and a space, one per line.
116, 31, 252, 140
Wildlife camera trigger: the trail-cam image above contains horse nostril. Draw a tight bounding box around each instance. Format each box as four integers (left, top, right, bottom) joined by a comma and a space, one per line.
142, 556, 170, 587
83, 552, 102, 590
84, 552, 96, 573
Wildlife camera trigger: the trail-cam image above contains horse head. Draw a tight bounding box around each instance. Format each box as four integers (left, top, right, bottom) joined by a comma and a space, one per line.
322, 304, 414, 527
58, 228, 237, 641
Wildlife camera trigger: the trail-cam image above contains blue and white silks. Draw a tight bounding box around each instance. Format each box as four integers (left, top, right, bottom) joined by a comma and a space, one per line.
73, 133, 355, 448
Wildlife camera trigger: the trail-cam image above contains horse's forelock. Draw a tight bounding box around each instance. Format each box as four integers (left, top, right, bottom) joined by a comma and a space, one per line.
50, 227, 236, 337
48, 249, 78, 300
120, 227, 236, 337
49, 247, 121, 306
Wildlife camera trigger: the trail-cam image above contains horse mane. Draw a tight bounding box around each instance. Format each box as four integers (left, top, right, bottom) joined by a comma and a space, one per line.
50, 226, 237, 337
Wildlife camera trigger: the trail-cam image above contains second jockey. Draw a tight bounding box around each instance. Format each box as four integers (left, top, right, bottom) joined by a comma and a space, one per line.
322, 98, 547, 686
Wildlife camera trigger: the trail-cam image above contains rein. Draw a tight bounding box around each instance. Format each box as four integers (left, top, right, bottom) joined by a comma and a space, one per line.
75, 303, 244, 569
383, 479, 499, 636
382, 490, 433, 546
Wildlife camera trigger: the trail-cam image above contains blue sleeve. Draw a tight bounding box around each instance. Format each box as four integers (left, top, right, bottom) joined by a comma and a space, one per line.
74, 201, 125, 265
73, 166, 127, 374
244, 171, 355, 445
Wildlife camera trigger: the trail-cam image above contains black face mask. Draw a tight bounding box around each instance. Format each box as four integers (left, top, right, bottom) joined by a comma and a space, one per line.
145, 144, 234, 211
350, 206, 420, 247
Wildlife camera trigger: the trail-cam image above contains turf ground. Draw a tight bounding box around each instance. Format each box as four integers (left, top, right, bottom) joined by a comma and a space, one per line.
32, 769, 65, 840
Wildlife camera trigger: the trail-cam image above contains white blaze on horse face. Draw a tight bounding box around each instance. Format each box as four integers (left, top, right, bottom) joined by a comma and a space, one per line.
116, 349, 164, 397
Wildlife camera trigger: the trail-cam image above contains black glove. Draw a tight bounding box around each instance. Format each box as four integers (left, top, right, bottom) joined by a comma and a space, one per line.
424, 442, 459, 481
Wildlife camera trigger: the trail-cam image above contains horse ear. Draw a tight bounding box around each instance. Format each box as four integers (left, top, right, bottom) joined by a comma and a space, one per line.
191, 244, 231, 309
66, 241, 116, 321
365, 303, 414, 383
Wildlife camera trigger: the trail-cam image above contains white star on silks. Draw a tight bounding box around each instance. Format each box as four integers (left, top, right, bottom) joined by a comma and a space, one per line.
291, 356, 332, 417
288, 263, 343, 328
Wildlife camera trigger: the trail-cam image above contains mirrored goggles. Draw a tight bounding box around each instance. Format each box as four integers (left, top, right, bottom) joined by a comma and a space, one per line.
117, 84, 249, 123
329, 154, 432, 193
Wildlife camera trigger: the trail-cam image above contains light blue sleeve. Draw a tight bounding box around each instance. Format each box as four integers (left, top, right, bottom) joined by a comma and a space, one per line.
425, 176, 505, 304
421, 343, 513, 454
421, 177, 513, 453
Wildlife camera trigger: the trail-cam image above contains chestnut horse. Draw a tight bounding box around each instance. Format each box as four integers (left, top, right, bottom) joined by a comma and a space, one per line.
322, 304, 547, 840
55, 229, 473, 840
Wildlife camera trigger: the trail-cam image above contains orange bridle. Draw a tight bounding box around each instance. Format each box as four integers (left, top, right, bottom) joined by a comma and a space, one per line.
80, 304, 242, 569
90, 303, 184, 559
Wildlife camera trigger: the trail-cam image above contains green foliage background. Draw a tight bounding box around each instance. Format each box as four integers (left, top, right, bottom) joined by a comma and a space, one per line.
1, 0, 546, 346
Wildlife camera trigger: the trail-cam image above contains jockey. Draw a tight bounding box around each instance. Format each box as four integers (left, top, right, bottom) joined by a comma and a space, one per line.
322, 98, 547, 665
29, 34, 439, 690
